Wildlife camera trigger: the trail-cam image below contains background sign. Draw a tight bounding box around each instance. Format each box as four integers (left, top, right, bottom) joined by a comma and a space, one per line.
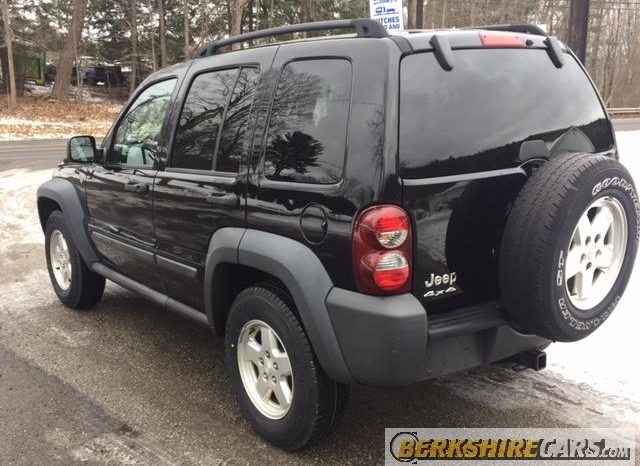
369, 0, 404, 33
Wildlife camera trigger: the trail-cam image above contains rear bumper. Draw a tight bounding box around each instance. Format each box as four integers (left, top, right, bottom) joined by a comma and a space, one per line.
325, 288, 549, 386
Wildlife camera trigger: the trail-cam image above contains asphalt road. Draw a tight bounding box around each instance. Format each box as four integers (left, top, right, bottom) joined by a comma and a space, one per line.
0, 139, 67, 171
1, 128, 640, 464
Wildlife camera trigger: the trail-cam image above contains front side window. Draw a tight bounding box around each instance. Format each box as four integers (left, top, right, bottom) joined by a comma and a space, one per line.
172, 68, 238, 170
264, 59, 352, 184
112, 78, 176, 166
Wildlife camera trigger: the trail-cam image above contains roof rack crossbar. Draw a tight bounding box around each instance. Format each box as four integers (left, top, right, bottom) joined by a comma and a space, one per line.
465, 24, 548, 36
196, 19, 388, 58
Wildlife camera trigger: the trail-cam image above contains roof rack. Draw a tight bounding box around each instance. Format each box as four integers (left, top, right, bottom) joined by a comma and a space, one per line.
465, 24, 548, 36
195, 19, 388, 58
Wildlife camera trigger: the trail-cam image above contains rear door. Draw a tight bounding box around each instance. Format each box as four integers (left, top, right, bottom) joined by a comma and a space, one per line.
85, 77, 178, 290
246, 41, 357, 282
153, 48, 275, 310
399, 47, 615, 312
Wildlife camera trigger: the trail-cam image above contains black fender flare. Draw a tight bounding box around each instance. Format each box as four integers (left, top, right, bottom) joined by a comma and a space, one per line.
36, 177, 99, 264
204, 228, 353, 384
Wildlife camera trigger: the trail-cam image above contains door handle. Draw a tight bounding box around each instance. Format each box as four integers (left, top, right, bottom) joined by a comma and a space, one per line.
124, 182, 149, 194
205, 192, 239, 207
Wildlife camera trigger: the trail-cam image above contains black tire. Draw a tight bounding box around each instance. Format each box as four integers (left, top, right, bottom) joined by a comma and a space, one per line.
225, 284, 349, 451
499, 154, 639, 342
44, 211, 105, 309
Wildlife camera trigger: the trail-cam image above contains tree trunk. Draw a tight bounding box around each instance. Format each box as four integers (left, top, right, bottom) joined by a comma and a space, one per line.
254, 0, 260, 31
0, 0, 16, 110
51, 0, 88, 101
407, 0, 417, 29
158, 0, 167, 67
247, 0, 254, 32
440, 0, 448, 28
150, 29, 157, 72
230, 0, 249, 49
416, 0, 424, 29
129, 0, 138, 96
183, 0, 190, 59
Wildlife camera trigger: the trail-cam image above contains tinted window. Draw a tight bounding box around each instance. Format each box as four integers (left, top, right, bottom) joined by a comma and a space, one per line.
112, 79, 176, 166
264, 59, 352, 184
172, 69, 238, 170
400, 50, 613, 178
216, 67, 260, 173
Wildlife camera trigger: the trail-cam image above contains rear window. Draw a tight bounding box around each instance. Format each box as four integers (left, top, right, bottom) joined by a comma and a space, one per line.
399, 49, 613, 179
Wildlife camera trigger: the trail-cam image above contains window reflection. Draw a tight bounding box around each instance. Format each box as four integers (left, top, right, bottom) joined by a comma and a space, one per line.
172, 69, 238, 170
216, 68, 259, 173
264, 59, 352, 184
112, 78, 176, 166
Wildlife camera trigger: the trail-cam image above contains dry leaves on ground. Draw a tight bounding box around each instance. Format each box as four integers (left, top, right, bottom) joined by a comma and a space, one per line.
0, 96, 123, 140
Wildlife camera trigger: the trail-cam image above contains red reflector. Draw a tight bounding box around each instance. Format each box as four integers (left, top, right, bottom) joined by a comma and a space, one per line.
479, 32, 525, 48
373, 266, 410, 291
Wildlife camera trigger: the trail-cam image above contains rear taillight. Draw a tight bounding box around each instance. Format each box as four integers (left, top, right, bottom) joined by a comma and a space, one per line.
353, 205, 412, 295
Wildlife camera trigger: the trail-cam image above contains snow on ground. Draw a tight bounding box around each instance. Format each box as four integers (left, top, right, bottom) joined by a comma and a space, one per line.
546, 130, 640, 403
24, 84, 118, 104
0, 169, 51, 257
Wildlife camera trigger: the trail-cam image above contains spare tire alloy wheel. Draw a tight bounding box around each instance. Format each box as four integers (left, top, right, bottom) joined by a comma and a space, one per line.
500, 154, 640, 342
564, 196, 627, 310
237, 320, 293, 420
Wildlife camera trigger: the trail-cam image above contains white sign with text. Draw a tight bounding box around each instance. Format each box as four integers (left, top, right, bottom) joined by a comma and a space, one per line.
369, 0, 404, 33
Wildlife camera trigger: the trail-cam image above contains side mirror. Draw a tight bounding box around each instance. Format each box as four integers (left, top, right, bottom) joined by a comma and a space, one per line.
68, 135, 97, 163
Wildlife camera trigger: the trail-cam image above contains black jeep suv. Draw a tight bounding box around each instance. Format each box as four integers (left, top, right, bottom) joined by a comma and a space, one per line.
37, 19, 639, 450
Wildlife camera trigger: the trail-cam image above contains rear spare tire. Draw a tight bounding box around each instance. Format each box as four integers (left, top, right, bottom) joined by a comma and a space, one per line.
499, 153, 639, 342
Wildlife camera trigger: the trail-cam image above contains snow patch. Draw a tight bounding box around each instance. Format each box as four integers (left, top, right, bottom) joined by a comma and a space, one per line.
0, 169, 51, 256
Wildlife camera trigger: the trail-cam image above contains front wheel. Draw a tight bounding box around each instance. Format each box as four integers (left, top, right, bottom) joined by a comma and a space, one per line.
225, 284, 349, 451
44, 211, 105, 309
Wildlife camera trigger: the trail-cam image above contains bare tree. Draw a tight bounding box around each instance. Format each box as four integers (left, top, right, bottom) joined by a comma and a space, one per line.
0, 0, 16, 110
128, 0, 139, 96
183, 0, 190, 59
230, 0, 249, 48
407, 0, 417, 28
158, 0, 167, 67
51, 0, 88, 101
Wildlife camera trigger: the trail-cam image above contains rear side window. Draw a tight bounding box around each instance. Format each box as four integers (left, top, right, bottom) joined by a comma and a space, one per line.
264, 59, 352, 184
399, 50, 613, 178
171, 68, 237, 170
216, 68, 260, 173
